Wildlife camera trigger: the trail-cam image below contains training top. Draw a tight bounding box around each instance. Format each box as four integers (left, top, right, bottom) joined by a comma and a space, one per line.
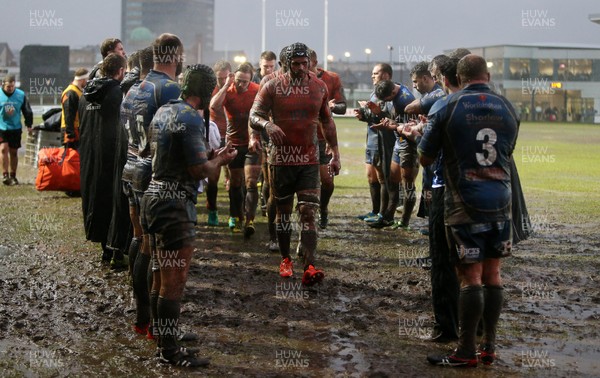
251, 71, 332, 166
223, 82, 259, 147
0, 88, 33, 131
147, 99, 208, 202
418, 83, 519, 225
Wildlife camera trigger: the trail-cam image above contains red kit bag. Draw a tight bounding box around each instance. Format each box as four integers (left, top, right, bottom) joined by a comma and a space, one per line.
35, 147, 80, 192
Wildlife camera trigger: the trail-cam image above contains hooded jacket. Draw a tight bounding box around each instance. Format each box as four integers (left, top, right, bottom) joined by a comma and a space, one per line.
78, 78, 124, 244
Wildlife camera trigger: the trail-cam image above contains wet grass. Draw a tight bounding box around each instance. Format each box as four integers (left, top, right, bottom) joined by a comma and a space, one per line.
511, 121, 600, 222
334, 117, 600, 224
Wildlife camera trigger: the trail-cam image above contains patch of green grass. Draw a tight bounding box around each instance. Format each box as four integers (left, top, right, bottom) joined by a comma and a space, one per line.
332, 117, 600, 223
512, 122, 600, 222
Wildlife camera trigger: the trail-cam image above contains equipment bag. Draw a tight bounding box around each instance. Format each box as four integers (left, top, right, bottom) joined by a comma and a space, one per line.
35, 147, 80, 192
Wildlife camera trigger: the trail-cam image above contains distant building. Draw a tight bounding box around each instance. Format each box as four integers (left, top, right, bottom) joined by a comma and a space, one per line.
449, 44, 600, 123
122, 0, 215, 64
20, 45, 70, 105
0, 43, 17, 67
69, 45, 100, 70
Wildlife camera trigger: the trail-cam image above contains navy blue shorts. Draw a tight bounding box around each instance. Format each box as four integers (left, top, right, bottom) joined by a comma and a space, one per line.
393, 140, 419, 168
447, 221, 513, 264
365, 148, 378, 164
140, 194, 196, 250
122, 181, 139, 210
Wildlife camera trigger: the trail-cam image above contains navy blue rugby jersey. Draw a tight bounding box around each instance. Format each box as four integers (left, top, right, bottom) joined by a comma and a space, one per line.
147, 99, 208, 202
419, 83, 519, 225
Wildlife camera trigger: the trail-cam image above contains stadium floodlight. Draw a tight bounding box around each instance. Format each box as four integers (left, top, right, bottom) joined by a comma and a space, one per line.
387, 45, 394, 65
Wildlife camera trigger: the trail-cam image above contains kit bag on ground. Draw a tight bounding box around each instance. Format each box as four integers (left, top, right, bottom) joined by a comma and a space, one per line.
35, 147, 80, 192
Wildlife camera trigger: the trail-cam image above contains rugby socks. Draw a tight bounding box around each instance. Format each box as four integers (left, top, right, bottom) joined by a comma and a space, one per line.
128, 237, 141, 276
457, 285, 484, 358
229, 186, 244, 219
133, 250, 151, 328
267, 196, 277, 241
261, 179, 270, 210
150, 290, 159, 345
277, 227, 292, 259
380, 183, 388, 216
157, 297, 181, 352
320, 182, 334, 215
300, 230, 317, 269
386, 184, 400, 220
482, 285, 504, 349
113, 248, 125, 262
245, 186, 258, 221
369, 182, 381, 214
401, 185, 417, 225
206, 183, 218, 211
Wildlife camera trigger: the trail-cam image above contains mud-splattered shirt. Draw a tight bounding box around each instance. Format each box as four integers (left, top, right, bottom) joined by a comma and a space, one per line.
251, 71, 332, 166
210, 85, 227, 139
128, 70, 181, 191
419, 83, 519, 225
147, 100, 208, 202
223, 82, 259, 147
315, 68, 345, 141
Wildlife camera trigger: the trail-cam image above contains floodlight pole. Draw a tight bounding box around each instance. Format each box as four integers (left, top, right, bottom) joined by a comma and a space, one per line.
324, 0, 329, 70
261, 0, 266, 53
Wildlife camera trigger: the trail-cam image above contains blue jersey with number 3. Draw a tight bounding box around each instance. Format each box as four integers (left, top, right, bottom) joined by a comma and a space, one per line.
419, 83, 519, 225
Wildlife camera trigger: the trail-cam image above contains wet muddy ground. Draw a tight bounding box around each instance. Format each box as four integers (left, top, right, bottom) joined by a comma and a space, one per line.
1, 164, 599, 377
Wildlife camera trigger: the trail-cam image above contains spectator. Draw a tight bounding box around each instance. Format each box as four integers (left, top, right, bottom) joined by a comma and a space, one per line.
0, 74, 33, 185
61, 68, 89, 150
78, 53, 127, 263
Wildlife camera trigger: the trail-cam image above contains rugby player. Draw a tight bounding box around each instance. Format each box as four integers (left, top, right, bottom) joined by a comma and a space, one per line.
419, 55, 518, 368
368, 80, 415, 228
141, 64, 236, 367
128, 34, 183, 342
206, 60, 232, 226
308, 49, 347, 229
354, 64, 393, 223
210, 62, 260, 235
252, 50, 277, 84
250, 42, 340, 285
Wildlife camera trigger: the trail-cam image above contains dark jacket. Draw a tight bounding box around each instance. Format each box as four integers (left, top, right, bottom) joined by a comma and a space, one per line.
78, 78, 124, 244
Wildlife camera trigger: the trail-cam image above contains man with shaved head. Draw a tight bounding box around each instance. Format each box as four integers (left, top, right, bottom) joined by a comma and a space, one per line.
419, 55, 519, 368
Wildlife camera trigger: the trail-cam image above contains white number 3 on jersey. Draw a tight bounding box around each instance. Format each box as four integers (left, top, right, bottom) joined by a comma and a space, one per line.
475, 128, 497, 166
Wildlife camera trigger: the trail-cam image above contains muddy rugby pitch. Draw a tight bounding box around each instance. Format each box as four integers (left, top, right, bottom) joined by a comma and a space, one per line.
0, 120, 599, 377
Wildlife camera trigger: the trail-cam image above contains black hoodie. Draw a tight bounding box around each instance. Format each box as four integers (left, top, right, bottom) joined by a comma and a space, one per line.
78, 78, 124, 244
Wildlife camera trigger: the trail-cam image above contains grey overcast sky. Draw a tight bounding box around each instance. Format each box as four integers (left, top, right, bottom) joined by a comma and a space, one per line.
2, 0, 600, 63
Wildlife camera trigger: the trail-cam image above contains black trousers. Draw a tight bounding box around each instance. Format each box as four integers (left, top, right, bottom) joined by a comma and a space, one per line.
429, 186, 459, 338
